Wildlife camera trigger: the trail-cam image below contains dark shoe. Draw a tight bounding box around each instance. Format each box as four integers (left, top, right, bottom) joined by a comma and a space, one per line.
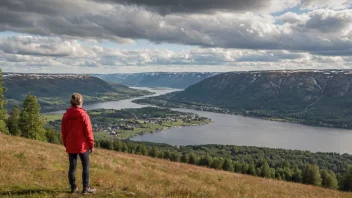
70, 187, 78, 193
82, 187, 96, 194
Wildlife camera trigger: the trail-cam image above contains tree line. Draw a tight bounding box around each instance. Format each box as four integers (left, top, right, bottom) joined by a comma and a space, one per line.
0, 69, 61, 144
95, 139, 352, 191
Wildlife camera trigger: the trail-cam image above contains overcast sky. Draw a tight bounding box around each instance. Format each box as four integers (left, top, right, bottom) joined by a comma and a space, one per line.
0, 0, 351, 73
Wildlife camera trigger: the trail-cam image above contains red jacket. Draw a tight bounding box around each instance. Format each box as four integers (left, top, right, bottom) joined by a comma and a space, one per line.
61, 107, 94, 153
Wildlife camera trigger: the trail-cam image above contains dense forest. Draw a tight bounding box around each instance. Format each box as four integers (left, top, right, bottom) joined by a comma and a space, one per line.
95, 139, 352, 191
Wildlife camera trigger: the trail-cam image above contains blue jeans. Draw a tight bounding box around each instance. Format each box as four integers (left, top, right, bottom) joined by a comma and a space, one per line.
68, 150, 90, 189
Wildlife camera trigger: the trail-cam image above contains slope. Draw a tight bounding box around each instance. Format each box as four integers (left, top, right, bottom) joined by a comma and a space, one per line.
92, 72, 217, 89
3, 73, 151, 112
134, 70, 352, 129
0, 134, 351, 198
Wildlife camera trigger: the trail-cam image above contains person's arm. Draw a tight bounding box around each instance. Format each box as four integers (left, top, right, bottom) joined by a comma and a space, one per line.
61, 113, 67, 147
82, 112, 94, 150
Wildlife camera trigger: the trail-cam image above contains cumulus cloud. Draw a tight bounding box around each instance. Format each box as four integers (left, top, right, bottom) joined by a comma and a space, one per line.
303, 9, 352, 34
0, 36, 310, 67
0, 0, 351, 72
0, 36, 92, 57
1, 1, 352, 56
277, 12, 309, 24
94, 0, 300, 14
301, 0, 352, 10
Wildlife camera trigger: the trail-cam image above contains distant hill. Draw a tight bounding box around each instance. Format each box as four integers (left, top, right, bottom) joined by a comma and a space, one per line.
0, 133, 350, 198
92, 72, 218, 88
3, 73, 151, 112
134, 70, 352, 129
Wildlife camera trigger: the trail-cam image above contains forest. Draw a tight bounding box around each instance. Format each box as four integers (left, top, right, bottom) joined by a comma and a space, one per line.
95, 139, 352, 191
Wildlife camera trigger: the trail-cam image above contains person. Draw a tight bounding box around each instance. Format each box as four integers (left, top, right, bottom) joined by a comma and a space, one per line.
61, 93, 96, 194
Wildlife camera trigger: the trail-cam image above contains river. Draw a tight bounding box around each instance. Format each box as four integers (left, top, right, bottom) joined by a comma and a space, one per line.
56, 87, 352, 153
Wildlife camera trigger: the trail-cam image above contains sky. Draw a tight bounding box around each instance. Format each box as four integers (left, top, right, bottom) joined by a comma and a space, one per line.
0, 0, 352, 73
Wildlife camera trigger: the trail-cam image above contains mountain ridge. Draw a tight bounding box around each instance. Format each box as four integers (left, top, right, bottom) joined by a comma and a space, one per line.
3, 73, 151, 112
134, 70, 352, 129
92, 72, 218, 88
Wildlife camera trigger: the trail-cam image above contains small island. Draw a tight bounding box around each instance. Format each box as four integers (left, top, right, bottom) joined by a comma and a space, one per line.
45, 107, 211, 139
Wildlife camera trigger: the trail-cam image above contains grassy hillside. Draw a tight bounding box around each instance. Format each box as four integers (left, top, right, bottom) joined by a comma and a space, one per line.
0, 134, 351, 198
3, 73, 151, 112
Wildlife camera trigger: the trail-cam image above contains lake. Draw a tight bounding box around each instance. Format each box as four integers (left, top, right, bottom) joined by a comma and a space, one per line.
63, 87, 352, 153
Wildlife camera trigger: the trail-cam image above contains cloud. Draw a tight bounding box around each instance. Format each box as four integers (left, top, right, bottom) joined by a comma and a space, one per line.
0, 0, 351, 56
0, 0, 352, 73
301, 0, 352, 10
303, 9, 352, 33
277, 12, 309, 24
1, 35, 347, 74
0, 36, 92, 57
94, 0, 300, 14
0, 36, 310, 67
0, 0, 134, 43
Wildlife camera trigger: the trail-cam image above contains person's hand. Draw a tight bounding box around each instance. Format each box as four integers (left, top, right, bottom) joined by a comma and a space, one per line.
89, 148, 94, 154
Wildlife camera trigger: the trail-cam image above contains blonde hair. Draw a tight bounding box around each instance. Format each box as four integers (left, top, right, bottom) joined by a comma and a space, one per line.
70, 93, 83, 107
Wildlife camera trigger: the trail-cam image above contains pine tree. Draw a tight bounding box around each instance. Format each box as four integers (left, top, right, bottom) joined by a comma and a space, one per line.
248, 162, 257, 176
261, 161, 271, 178
276, 173, 282, 180
170, 152, 181, 162
157, 151, 164, 159
121, 142, 128, 152
283, 167, 293, 181
140, 145, 148, 156
127, 142, 135, 153
113, 140, 122, 151
270, 168, 276, 178
0, 69, 9, 134
45, 128, 60, 144
292, 166, 303, 183
321, 169, 338, 189
210, 157, 224, 170
302, 164, 322, 186
242, 162, 249, 174
148, 146, 159, 158
163, 150, 171, 160
222, 158, 233, 171
19, 94, 46, 141
7, 104, 21, 136
234, 162, 242, 173
340, 166, 352, 191
188, 153, 198, 164
199, 155, 213, 167
181, 153, 189, 163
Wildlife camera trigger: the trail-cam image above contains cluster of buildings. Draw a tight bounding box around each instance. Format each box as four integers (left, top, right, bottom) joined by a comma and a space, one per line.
92, 114, 208, 136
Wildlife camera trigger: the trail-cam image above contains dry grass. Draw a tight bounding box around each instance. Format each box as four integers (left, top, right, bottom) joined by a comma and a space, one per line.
0, 134, 352, 198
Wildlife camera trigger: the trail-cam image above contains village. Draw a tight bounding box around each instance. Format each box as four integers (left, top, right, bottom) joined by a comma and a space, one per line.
45, 107, 211, 139
92, 113, 210, 138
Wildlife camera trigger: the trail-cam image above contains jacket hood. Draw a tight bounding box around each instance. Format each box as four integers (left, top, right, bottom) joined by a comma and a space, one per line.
65, 107, 86, 119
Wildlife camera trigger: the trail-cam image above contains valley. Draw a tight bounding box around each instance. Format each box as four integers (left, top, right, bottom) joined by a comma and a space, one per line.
3, 73, 152, 112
